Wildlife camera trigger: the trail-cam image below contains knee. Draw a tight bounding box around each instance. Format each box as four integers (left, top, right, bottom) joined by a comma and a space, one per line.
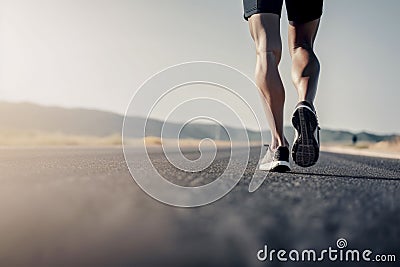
256, 44, 282, 67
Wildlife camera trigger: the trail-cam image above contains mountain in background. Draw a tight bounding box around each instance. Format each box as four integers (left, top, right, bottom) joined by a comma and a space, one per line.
0, 101, 396, 144
0, 102, 260, 141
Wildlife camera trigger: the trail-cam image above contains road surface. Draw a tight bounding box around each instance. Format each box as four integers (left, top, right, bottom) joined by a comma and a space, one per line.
0, 147, 399, 266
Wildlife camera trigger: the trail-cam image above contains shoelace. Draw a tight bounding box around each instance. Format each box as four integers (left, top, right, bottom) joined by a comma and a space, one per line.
274, 149, 281, 160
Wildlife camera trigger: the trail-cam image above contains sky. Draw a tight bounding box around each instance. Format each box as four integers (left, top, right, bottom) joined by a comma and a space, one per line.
0, 0, 399, 134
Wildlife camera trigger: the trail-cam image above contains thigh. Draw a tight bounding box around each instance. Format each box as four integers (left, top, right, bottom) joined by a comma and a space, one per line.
249, 13, 282, 55
285, 0, 323, 24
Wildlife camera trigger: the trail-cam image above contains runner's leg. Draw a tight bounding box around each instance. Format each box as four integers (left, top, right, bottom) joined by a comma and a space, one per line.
288, 19, 320, 104
249, 14, 287, 149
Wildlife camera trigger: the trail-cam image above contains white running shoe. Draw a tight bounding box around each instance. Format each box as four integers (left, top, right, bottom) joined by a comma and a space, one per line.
259, 146, 291, 172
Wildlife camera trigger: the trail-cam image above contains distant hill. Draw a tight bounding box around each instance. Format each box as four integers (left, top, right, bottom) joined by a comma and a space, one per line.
0, 102, 396, 144
0, 102, 261, 141
283, 127, 395, 145
319, 129, 395, 144
0, 102, 123, 136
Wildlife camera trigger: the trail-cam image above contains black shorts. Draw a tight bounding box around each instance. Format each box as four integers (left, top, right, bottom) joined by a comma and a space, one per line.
243, 0, 323, 23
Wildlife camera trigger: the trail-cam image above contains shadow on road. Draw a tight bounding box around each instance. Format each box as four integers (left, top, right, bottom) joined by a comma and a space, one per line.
290, 171, 400, 182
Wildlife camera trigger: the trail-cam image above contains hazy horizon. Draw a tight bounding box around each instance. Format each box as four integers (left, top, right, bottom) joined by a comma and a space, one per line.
1, 100, 399, 136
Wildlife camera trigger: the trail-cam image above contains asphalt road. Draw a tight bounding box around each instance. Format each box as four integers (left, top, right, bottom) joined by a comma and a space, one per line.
0, 147, 399, 267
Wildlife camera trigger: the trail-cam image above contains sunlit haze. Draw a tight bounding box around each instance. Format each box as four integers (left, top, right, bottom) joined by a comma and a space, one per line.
1, 0, 399, 134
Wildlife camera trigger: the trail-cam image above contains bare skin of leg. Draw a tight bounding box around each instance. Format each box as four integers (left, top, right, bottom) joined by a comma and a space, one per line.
249, 14, 288, 150
288, 19, 321, 104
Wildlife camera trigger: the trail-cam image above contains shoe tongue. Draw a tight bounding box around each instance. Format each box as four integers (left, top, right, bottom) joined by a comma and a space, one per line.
274, 146, 289, 160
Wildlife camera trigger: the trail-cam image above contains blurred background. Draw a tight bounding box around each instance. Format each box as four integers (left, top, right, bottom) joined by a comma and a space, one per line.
0, 0, 399, 150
